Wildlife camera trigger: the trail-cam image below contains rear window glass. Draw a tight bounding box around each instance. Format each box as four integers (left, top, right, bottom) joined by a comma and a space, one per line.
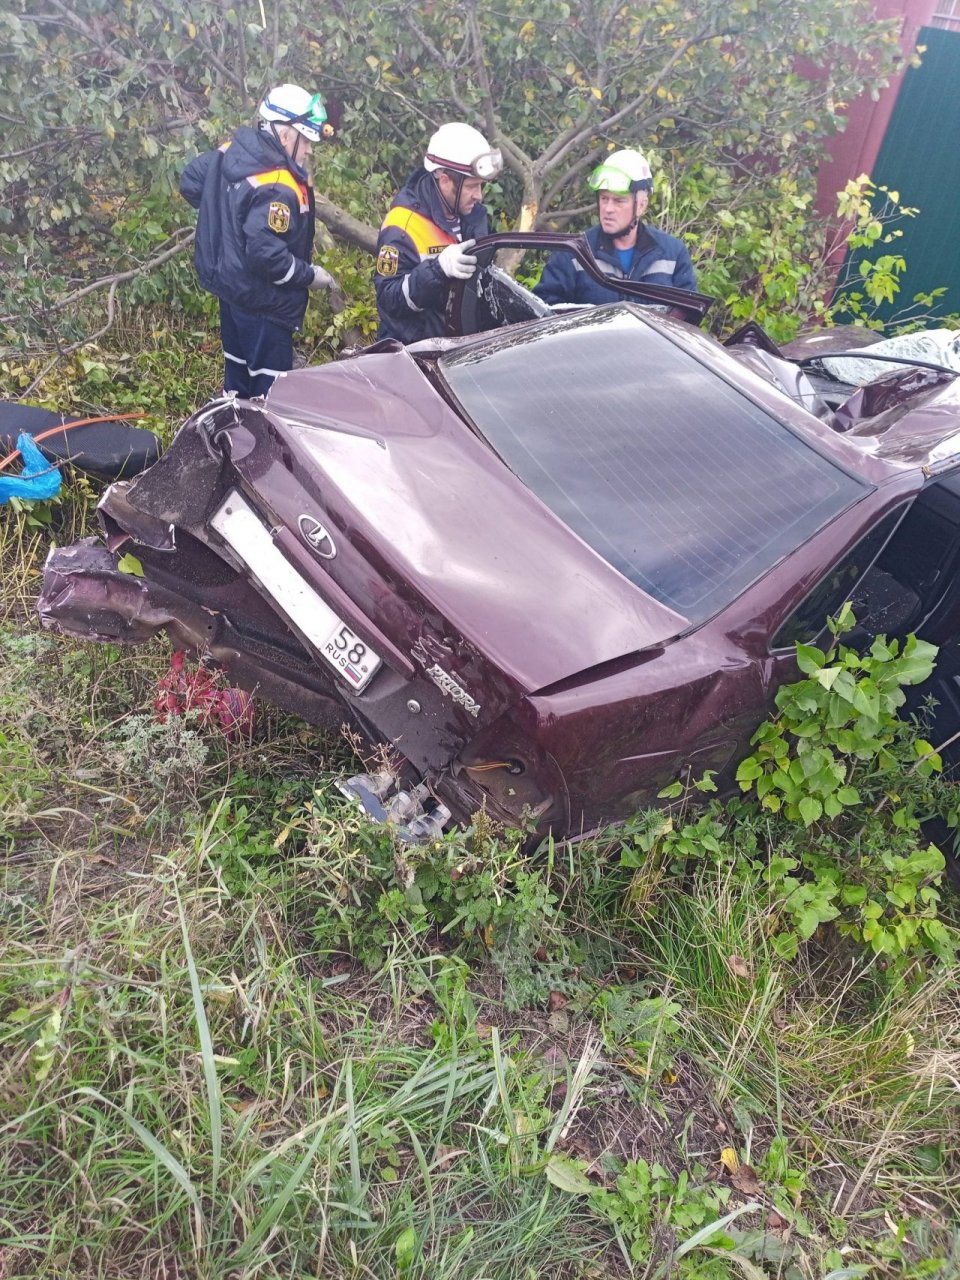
440, 307, 867, 623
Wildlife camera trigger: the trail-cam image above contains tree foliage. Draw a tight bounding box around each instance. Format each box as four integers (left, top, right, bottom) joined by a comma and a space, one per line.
0, 0, 906, 354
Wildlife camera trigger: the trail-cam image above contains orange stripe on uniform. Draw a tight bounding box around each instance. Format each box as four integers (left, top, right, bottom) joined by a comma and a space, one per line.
381, 206, 456, 257
246, 169, 309, 212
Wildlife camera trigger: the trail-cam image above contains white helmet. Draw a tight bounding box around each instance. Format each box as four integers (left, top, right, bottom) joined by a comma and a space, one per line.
258, 84, 332, 143
424, 122, 503, 179
588, 148, 653, 194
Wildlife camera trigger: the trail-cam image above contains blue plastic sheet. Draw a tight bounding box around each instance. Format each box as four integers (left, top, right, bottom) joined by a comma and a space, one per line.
0, 432, 62, 504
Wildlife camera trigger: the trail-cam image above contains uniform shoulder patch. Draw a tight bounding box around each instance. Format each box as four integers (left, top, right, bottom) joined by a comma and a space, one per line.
377, 244, 399, 277
267, 200, 291, 234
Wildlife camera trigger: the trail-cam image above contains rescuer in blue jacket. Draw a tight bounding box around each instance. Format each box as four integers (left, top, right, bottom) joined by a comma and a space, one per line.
375, 123, 502, 344
180, 84, 339, 398
535, 149, 697, 310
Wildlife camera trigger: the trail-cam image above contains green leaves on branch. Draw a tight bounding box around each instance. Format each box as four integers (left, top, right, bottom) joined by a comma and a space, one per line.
736, 620, 938, 824
731, 609, 951, 965
2, 0, 910, 355
643, 608, 955, 971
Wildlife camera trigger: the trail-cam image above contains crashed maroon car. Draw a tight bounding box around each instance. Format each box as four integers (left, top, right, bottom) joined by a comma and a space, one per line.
38, 234, 960, 841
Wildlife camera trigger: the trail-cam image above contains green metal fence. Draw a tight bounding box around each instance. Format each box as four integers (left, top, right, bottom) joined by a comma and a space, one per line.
843, 25, 960, 325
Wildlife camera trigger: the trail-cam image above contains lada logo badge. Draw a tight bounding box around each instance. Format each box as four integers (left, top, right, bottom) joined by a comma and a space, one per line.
298, 514, 337, 560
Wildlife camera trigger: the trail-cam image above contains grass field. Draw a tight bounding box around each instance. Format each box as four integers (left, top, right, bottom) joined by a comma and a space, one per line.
1, 337, 958, 1279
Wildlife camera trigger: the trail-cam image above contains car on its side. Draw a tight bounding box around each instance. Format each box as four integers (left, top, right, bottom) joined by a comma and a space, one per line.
38, 235, 960, 841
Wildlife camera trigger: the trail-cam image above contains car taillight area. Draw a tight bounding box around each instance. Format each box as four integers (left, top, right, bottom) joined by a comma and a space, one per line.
443, 711, 569, 831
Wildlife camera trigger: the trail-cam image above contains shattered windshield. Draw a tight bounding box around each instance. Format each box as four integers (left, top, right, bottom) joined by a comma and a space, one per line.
440, 306, 868, 622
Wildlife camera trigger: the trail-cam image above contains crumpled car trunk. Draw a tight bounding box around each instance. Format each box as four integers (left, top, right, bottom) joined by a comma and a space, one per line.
38, 355, 683, 824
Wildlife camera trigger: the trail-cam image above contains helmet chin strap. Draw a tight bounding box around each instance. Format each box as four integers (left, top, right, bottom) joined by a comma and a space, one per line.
435, 170, 464, 220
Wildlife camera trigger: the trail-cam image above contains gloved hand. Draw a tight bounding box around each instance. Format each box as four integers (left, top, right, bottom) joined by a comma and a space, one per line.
437, 239, 477, 281
309, 265, 339, 291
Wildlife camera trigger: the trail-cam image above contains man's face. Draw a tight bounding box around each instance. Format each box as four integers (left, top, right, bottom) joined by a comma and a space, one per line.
598, 189, 648, 238
438, 171, 485, 216
277, 125, 312, 165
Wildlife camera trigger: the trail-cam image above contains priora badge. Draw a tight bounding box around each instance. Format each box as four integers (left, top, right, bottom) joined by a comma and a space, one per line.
298, 514, 337, 560
424, 663, 481, 718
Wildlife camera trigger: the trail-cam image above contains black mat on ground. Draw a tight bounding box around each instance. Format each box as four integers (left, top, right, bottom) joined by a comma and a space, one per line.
0, 401, 160, 480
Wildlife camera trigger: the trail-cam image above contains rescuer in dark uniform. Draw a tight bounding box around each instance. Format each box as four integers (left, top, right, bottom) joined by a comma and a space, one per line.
180, 84, 339, 397
374, 122, 502, 344
535, 148, 697, 309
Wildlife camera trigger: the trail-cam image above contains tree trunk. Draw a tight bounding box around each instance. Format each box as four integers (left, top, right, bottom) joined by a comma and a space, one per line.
497, 181, 541, 276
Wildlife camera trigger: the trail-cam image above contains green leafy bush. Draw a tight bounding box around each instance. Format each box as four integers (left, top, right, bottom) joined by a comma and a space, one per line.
733, 607, 953, 963
293, 801, 563, 978
592, 1159, 732, 1272
628, 609, 957, 971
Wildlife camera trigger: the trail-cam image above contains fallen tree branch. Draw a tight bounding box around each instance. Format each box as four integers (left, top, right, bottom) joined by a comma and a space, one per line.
21, 282, 120, 396
51, 230, 196, 311
21, 281, 119, 398
313, 194, 379, 255
0, 231, 196, 327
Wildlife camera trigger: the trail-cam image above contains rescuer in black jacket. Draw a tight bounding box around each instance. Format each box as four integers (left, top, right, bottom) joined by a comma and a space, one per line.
375, 123, 502, 344
180, 84, 338, 398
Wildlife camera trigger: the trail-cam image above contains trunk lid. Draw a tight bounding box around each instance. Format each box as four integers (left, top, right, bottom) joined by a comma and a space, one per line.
258, 348, 687, 693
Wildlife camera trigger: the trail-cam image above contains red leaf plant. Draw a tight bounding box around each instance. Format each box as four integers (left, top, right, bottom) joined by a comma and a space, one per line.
154, 651, 254, 740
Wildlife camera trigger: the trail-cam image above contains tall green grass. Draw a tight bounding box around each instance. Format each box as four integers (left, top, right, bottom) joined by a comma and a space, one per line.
1, 437, 958, 1277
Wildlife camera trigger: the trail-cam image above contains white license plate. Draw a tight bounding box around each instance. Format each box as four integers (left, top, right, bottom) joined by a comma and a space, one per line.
210, 492, 382, 692
322, 622, 379, 689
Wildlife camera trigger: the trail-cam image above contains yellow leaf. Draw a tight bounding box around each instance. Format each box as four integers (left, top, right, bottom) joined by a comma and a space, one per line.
519, 19, 535, 38
565, 60, 576, 75
720, 1147, 740, 1174
185, 20, 197, 38
365, 55, 379, 69
591, 86, 602, 100
661, 1068, 678, 1086
616, 1056, 649, 1078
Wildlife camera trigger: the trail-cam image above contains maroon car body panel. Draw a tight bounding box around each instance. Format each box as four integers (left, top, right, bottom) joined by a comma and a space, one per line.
264, 351, 689, 690
36, 232, 960, 839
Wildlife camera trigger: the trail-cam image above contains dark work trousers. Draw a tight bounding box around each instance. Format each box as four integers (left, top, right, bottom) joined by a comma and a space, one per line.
219, 299, 293, 398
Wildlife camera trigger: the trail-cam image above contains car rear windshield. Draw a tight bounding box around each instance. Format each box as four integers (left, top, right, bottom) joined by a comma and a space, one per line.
439, 307, 867, 623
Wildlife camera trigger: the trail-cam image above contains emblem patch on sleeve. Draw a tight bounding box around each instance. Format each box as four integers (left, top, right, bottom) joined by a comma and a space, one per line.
377, 245, 400, 277
267, 201, 290, 234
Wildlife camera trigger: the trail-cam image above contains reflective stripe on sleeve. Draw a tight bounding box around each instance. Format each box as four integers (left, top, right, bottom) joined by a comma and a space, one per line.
402, 275, 423, 312
274, 260, 296, 285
